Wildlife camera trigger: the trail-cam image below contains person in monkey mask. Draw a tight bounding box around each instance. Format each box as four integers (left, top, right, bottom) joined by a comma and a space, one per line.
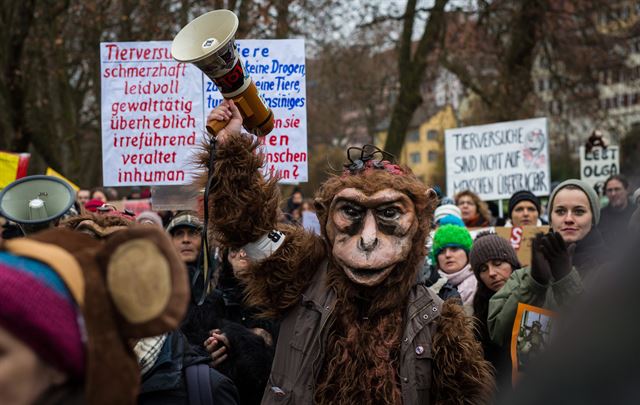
200, 100, 494, 404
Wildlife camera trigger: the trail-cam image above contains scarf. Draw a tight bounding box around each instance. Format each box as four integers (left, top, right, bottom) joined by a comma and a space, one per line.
439, 264, 477, 307
134, 334, 167, 377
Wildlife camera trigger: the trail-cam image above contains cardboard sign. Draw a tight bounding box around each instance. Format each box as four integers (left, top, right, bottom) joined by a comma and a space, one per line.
445, 118, 550, 201
150, 185, 200, 212
510, 303, 556, 386
493, 226, 550, 267
100, 39, 307, 186
579, 145, 619, 195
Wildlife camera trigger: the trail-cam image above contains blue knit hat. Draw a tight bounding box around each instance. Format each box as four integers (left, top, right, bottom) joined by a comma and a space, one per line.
438, 214, 466, 227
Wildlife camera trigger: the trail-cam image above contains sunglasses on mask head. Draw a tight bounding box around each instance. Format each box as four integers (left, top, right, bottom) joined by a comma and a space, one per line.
344, 145, 397, 175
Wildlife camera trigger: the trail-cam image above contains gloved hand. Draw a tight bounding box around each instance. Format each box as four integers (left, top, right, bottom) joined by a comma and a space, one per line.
540, 231, 576, 281
530, 233, 552, 285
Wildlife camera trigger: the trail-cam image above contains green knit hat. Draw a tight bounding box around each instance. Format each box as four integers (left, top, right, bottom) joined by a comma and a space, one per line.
431, 224, 473, 262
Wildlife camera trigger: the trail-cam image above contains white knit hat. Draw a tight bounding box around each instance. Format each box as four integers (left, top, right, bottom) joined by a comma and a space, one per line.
434, 204, 462, 223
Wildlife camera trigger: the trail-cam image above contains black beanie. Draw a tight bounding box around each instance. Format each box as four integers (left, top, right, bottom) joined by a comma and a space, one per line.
469, 231, 521, 274
508, 190, 541, 219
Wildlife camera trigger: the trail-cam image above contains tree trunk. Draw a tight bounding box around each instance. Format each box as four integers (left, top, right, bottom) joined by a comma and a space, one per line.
383, 0, 448, 157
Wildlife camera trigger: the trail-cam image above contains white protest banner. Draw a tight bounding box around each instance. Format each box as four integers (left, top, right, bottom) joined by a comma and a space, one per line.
205, 39, 307, 183
445, 118, 550, 201
579, 146, 619, 194
101, 39, 307, 186
101, 41, 203, 186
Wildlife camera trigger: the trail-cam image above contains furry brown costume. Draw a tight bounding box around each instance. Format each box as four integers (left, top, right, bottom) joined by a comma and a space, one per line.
1, 225, 189, 404
61, 212, 134, 238
199, 128, 493, 404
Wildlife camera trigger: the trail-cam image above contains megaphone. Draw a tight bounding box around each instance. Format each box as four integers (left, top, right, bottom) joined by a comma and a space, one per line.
172, 10, 274, 136
0, 175, 76, 235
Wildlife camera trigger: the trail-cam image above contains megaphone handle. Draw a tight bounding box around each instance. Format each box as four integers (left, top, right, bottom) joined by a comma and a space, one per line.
206, 118, 229, 135
235, 96, 254, 118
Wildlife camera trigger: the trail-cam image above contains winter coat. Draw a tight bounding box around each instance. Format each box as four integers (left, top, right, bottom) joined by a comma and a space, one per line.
571, 228, 609, 277
598, 202, 636, 249
264, 265, 449, 405
488, 227, 608, 346
487, 267, 583, 347
418, 257, 461, 302
138, 331, 239, 405
473, 286, 512, 394
218, 268, 279, 340
424, 267, 461, 302
180, 291, 275, 405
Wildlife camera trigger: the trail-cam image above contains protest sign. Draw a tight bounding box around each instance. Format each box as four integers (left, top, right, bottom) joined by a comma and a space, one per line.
101, 39, 307, 187
510, 303, 556, 386
205, 39, 307, 183
494, 226, 549, 267
445, 118, 550, 201
101, 41, 202, 187
579, 145, 619, 195
150, 185, 200, 212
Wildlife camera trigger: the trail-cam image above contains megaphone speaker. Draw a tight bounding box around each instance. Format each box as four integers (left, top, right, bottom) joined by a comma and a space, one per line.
172, 9, 274, 136
0, 175, 76, 234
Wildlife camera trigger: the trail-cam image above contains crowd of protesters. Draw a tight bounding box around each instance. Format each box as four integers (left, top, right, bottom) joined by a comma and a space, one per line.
1, 141, 638, 404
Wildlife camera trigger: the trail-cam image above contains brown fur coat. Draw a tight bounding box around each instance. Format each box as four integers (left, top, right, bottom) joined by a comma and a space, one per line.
199, 133, 494, 403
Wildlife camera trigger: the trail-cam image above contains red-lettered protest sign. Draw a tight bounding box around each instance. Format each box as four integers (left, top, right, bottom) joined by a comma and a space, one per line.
100, 39, 307, 186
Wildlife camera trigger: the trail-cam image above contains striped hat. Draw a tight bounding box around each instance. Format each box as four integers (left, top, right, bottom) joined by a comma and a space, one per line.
0, 252, 85, 379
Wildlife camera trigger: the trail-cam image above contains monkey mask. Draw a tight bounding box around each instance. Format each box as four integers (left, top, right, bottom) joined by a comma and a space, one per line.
315, 146, 434, 289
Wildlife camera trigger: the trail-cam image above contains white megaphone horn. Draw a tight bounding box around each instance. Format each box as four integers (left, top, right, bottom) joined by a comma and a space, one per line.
172, 10, 274, 136
0, 175, 76, 235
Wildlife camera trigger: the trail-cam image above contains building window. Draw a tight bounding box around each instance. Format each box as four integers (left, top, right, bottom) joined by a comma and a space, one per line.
427, 150, 438, 162
621, 5, 630, 20
599, 12, 607, 25
407, 129, 420, 142
427, 130, 439, 140
549, 100, 563, 114
410, 152, 421, 164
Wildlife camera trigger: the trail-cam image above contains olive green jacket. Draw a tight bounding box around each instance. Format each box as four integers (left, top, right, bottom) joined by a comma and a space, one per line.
487, 267, 584, 346
262, 265, 443, 404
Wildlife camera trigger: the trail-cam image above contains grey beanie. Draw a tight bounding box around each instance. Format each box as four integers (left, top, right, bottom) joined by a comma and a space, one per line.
548, 179, 600, 225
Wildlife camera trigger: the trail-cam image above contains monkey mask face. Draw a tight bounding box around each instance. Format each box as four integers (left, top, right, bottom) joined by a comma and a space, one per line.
316, 146, 431, 288
326, 187, 417, 286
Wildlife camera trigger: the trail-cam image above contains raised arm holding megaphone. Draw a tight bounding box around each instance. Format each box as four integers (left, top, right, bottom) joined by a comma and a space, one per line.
172, 10, 274, 136
171, 10, 275, 305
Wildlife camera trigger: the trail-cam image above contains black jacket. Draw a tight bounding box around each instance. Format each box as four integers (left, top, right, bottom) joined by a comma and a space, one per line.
181, 292, 275, 405
138, 331, 239, 405
598, 203, 636, 250
217, 269, 279, 340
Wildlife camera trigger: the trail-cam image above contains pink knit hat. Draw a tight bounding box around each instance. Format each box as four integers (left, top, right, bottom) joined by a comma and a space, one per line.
0, 252, 85, 379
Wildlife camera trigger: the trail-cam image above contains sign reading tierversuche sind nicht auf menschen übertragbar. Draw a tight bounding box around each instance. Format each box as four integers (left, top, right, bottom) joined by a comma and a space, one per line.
445, 118, 550, 201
